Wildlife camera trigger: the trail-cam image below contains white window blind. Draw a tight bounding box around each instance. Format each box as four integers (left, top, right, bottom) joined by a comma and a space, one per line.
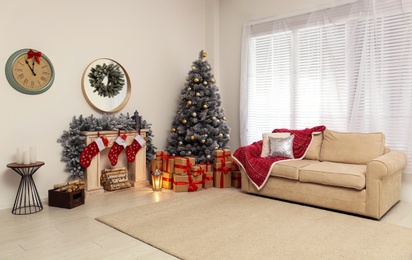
241, 0, 412, 173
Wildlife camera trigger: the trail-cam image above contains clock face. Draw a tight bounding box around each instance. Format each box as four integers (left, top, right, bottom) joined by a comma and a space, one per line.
5, 49, 55, 95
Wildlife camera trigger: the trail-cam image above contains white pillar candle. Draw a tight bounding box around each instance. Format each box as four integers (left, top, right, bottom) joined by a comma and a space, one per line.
23, 151, 30, 164
16, 147, 23, 164
30, 146, 37, 163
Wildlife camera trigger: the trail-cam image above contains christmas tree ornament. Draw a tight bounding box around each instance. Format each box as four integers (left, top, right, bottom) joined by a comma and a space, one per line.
187, 151, 192, 155
181, 95, 184, 100
192, 112, 197, 117
80, 134, 109, 168
210, 78, 216, 83
223, 116, 227, 120
202, 51, 207, 58
125, 134, 146, 163
190, 135, 195, 141
191, 66, 196, 70
196, 92, 200, 96
172, 128, 176, 132
219, 133, 223, 137
186, 76, 189, 81
188, 87, 192, 91
203, 81, 208, 85
201, 139, 206, 143
187, 100, 192, 105
207, 154, 211, 159
178, 141, 183, 145
203, 104, 208, 109
194, 78, 200, 83
108, 133, 128, 166
182, 119, 187, 124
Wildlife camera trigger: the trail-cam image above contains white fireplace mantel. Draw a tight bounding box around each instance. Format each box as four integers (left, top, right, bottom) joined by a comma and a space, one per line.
81, 130, 149, 195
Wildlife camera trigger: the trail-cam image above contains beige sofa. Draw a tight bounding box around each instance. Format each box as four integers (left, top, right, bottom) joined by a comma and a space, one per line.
240, 129, 407, 219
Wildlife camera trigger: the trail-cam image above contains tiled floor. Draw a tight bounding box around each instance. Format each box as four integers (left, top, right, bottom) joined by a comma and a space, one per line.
0, 187, 411, 259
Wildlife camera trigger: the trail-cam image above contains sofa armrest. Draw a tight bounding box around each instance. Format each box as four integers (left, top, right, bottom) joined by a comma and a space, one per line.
366, 151, 407, 179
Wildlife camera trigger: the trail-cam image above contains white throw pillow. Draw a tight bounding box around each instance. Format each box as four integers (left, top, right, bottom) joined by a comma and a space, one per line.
260, 132, 290, 157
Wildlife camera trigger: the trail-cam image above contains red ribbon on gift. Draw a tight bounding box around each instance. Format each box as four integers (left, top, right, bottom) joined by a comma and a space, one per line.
232, 176, 241, 188
156, 151, 168, 161
163, 155, 181, 172
27, 49, 42, 64
162, 176, 172, 183
202, 172, 213, 188
215, 150, 231, 165
191, 167, 204, 177
175, 158, 193, 175
231, 161, 240, 171
216, 166, 230, 188
200, 162, 212, 172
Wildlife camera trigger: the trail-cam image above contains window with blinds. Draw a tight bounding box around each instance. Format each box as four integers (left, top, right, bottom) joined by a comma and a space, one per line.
243, 0, 412, 172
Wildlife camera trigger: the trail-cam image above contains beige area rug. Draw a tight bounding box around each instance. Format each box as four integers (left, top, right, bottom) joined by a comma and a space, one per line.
96, 189, 412, 259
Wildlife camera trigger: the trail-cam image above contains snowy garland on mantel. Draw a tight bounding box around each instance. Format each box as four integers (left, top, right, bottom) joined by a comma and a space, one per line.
57, 111, 156, 179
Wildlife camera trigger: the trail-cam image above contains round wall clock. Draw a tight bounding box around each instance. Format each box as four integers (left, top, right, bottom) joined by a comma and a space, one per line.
5, 48, 55, 95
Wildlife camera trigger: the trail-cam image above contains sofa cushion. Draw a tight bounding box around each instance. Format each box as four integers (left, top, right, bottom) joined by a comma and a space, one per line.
299, 161, 366, 190
319, 129, 385, 164
260, 132, 290, 157
304, 132, 323, 160
271, 159, 320, 180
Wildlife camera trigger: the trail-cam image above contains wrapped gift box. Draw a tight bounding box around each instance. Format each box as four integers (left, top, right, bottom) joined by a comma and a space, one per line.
174, 157, 196, 175
231, 171, 241, 189
156, 151, 168, 161
231, 161, 240, 171
173, 174, 202, 192
162, 172, 174, 189
202, 171, 213, 188
191, 165, 204, 177
214, 161, 232, 188
150, 159, 163, 172
199, 162, 213, 172
162, 156, 177, 173
214, 149, 232, 164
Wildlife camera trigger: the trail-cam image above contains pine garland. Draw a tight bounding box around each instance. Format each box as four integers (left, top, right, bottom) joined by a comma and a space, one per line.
57, 111, 156, 179
88, 63, 125, 98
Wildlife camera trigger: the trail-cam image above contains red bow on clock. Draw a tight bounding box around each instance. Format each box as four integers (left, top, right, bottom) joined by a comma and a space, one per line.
27, 49, 42, 64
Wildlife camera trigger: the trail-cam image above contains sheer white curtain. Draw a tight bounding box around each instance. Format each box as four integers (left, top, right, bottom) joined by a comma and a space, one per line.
240, 0, 412, 173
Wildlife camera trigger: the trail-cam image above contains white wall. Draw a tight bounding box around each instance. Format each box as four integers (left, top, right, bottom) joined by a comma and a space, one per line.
218, 0, 412, 202
0, 0, 207, 209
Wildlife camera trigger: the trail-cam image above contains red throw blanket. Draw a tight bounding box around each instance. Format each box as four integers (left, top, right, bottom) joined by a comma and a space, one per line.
233, 125, 326, 190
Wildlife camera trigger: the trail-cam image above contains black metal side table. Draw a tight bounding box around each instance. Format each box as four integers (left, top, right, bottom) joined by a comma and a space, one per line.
7, 161, 44, 215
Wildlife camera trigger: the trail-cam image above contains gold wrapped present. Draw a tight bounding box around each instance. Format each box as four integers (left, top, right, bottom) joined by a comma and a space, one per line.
163, 156, 179, 173
162, 172, 173, 189
191, 165, 204, 177
174, 157, 196, 175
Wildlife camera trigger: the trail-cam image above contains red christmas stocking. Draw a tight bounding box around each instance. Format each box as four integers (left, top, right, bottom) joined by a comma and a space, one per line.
108, 134, 128, 166
80, 136, 109, 168
126, 134, 146, 163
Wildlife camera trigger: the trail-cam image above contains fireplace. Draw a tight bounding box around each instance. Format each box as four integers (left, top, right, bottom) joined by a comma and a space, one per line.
81, 130, 149, 195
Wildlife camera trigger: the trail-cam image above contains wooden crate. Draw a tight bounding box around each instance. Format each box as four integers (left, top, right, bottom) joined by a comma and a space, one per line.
48, 189, 85, 209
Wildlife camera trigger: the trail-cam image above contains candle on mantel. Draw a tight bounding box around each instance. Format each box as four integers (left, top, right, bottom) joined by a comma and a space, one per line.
16, 147, 23, 164
23, 151, 30, 164
30, 146, 37, 163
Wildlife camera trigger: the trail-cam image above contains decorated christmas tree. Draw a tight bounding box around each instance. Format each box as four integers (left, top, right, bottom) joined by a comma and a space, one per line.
166, 50, 230, 163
